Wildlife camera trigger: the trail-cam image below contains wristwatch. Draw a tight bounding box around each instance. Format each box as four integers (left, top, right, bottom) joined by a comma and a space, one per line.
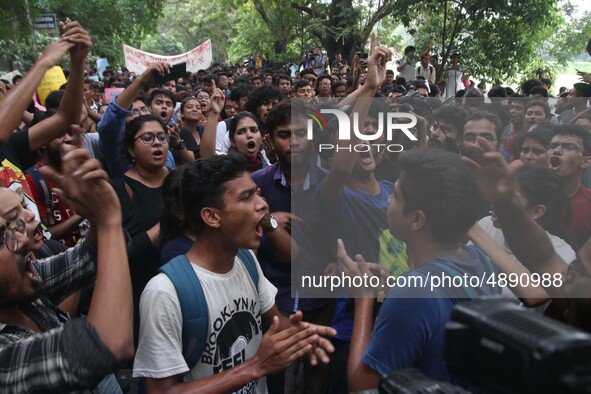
173, 140, 186, 151
262, 215, 278, 233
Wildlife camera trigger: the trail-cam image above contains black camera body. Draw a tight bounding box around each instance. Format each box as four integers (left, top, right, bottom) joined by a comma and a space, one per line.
445, 300, 591, 393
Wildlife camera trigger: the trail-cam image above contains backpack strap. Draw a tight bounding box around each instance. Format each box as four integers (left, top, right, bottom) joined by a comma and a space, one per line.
472, 246, 502, 295
237, 249, 259, 292
159, 255, 209, 369
158, 250, 260, 370
25, 165, 55, 226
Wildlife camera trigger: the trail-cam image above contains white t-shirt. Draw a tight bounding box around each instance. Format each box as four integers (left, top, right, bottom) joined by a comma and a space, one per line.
216, 120, 231, 154
477, 216, 575, 310
133, 250, 278, 394
397, 56, 416, 82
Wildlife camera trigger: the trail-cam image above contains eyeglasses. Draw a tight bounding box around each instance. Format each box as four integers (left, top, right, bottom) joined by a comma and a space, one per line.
0, 219, 26, 253
548, 142, 583, 153
567, 259, 591, 279
463, 133, 497, 144
129, 106, 151, 116
135, 132, 169, 145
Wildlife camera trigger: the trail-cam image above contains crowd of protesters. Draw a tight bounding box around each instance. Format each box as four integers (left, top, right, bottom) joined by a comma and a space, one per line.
1, 21, 591, 394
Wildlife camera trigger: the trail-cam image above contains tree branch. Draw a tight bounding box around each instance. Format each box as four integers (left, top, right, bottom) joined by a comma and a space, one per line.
291, 2, 321, 19
252, 0, 271, 26
359, 3, 394, 51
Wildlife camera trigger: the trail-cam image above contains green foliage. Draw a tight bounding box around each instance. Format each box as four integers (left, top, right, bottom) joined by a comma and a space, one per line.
0, 0, 165, 69
48, 0, 165, 63
141, 33, 185, 56
155, 0, 236, 62
394, 0, 564, 83
546, 11, 591, 64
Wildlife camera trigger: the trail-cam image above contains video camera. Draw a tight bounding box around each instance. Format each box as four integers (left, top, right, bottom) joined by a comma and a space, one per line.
379, 300, 591, 393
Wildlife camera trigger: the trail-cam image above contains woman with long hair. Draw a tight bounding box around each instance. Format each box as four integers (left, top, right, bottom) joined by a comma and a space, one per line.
228, 111, 270, 172
111, 114, 169, 346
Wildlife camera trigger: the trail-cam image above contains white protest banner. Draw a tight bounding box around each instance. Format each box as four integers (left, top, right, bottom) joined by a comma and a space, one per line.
123, 40, 213, 74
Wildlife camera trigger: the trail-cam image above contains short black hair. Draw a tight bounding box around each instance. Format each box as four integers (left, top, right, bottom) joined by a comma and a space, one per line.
525, 100, 551, 120
181, 154, 247, 234
529, 86, 549, 97
397, 149, 483, 243
159, 164, 189, 249
293, 80, 310, 91
265, 99, 292, 137
404, 46, 416, 54
434, 106, 468, 139
488, 86, 508, 98
229, 84, 253, 102
244, 85, 282, 122
277, 74, 292, 84
465, 111, 503, 142
553, 124, 591, 156
202, 74, 219, 85
516, 164, 571, 239
44, 90, 65, 111
148, 88, 177, 108
331, 81, 346, 95
521, 78, 542, 96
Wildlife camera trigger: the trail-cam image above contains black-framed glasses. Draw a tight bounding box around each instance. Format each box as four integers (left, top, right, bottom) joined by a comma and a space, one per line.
0, 219, 26, 253
463, 133, 497, 144
135, 132, 169, 145
567, 259, 591, 278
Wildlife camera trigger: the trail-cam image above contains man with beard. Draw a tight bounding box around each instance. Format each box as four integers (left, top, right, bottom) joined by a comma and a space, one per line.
0, 149, 133, 393
251, 100, 336, 393
429, 106, 468, 153
244, 85, 282, 134
460, 111, 503, 162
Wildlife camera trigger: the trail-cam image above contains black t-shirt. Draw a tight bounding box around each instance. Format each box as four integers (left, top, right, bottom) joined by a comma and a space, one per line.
180, 126, 204, 154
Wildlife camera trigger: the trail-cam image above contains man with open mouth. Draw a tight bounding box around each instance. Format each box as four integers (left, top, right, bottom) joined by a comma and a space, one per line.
547, 125, 591, 251
0, 149, 134, 393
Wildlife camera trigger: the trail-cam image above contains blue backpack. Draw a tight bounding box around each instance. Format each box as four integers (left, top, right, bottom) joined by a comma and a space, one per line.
158, 249, 260, 368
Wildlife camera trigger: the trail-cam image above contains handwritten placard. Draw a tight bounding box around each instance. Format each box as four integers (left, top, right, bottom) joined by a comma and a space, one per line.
123, 40, 213, 74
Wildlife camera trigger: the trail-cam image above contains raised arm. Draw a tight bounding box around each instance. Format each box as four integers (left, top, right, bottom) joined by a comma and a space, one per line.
0, 39, 72, 146
42, 149, 133, 360
323, 38, 391, 202
467, 222, 549, 305
116, 63, 170, 111
28, 21, 91, 152
463, 139, 568, 299
199, 81, 224, 159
